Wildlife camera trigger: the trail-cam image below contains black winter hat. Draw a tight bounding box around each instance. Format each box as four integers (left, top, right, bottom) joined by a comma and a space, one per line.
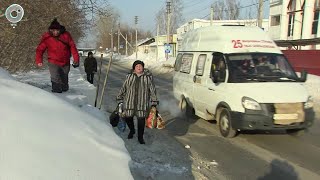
49, 18, 61, 30
132, 60, 144, 70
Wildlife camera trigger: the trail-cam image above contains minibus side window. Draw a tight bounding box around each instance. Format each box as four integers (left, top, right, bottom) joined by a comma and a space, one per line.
174, 53, 183, 72
196, 54, 207, 76
180, 54, 194, 74
211, 54, 226, 82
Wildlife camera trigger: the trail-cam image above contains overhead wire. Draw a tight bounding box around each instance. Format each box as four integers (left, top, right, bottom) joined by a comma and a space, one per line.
196, 0, 268, 20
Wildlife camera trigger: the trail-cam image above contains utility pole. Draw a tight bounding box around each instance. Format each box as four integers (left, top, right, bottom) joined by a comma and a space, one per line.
118, 22, 120, 54
156, 23, 159, 61
111, 28, 113, 53
257, 0, 264, 28
94, 54, 103, 107
125, 33, 128, 56
135, 16, 138, 60
98, 27, 114, 109
210, 5, 214, 26
130, 32, 133, 55
166, 0, 171, 60
119, 31, 134, 49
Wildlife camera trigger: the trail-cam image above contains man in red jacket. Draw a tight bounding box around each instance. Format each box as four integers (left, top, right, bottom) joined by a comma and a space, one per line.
35, 18, 80, 93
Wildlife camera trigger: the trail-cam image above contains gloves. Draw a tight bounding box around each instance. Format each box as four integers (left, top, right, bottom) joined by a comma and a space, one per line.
37, 63, 43, 68
151, 101, 158, 107
72, 63, 79, 68
118, 102, 124, 113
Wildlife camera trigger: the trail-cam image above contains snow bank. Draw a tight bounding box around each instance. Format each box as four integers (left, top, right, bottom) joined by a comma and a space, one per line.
0, 68, 14, 80
115, 52, 175, 75
14, 67, 97, 106
0, 67, 133, 180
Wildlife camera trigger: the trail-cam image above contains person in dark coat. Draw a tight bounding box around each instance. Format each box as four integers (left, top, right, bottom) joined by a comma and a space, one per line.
35, 18, 79, 93
84, 51, 97, 84
117, 60, 158, 144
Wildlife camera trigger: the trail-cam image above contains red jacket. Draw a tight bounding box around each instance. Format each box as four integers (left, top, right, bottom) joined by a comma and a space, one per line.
36, 31, 79, 66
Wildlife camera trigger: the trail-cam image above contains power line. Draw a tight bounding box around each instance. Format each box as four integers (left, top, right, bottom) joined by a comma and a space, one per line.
184, 0, 208, 9
196, 0, 268, 19
200, 13, 210, 19
184, 6, 210, 16
220, 0, 268, 12
183, 0, 213, 18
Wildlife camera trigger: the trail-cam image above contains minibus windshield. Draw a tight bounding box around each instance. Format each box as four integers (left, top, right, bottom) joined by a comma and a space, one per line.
226, 53, 299, 83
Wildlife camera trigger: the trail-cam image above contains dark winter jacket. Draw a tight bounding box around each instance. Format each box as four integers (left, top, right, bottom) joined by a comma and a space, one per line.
117, 69, 158, 118
35, 31, 80, 66
84, 57, 97, 74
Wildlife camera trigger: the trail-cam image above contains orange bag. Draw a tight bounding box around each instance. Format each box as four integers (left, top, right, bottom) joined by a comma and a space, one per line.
146, 106, 157, 129
156, 113, 165, 129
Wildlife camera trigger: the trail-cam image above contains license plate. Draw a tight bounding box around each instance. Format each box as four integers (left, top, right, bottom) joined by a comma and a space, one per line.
273, 114, 298, 120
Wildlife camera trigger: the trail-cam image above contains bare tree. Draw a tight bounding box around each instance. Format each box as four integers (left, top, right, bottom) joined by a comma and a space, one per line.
95, 6, 120, 50
94, 6, 152, 55
208, 0, 240, 20
155, 0, 184, 35
0, 0, 96, 73
225, 0, 240, 20
212, 0, 225, 20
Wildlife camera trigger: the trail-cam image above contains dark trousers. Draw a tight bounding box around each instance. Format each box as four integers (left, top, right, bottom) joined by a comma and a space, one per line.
125, 117, 145, 140
48, 63, 70, 92
86, 73, 94, 84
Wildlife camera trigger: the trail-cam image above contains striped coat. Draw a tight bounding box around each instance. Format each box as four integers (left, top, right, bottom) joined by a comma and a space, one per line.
117, 70, 158, 118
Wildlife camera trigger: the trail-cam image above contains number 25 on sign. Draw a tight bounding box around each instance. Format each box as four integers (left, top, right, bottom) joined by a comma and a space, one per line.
232, 40, 243, 48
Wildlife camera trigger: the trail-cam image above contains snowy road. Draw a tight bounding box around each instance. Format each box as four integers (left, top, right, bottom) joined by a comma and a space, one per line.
96, 57, 320, 180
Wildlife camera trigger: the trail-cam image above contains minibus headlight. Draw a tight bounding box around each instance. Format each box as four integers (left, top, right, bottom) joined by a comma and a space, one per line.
304, 96, 313, 109
242, 97, 262, 110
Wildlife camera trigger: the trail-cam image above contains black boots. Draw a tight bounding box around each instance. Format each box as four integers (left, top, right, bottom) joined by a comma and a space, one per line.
128, 130, 135, 139
62, 84, 69, 92
51, 81, 62, 93
126, 117, 145, 144
52, 81, 68, 93
138, 138, 145, 144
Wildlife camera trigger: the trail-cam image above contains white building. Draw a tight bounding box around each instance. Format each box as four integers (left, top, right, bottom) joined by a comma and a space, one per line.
269, 0, 320, 49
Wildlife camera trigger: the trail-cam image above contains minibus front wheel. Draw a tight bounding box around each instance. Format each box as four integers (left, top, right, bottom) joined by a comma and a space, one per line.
179, 96, 194, 118
219, 108, 237, 138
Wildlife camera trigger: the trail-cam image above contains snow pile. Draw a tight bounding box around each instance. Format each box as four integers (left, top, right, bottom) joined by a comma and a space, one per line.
0, 68, 14, 80
115, 51, 175, 75
14, 68, 97, 106
0, 67, 133, 180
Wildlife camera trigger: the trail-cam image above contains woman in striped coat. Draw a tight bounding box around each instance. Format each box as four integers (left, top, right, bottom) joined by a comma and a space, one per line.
117, 60, 158, 144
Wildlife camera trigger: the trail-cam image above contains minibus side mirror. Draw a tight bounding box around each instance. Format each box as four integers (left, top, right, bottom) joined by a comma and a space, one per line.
212, 70, 220, 84
300, 70, 308, 82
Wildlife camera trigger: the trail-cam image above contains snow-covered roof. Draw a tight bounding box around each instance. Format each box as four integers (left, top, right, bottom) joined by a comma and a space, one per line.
137, 38, 155, 46
180, 25, 281, 54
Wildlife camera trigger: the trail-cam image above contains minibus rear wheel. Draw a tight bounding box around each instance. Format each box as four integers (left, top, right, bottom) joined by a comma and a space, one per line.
219, 108, 237, 138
